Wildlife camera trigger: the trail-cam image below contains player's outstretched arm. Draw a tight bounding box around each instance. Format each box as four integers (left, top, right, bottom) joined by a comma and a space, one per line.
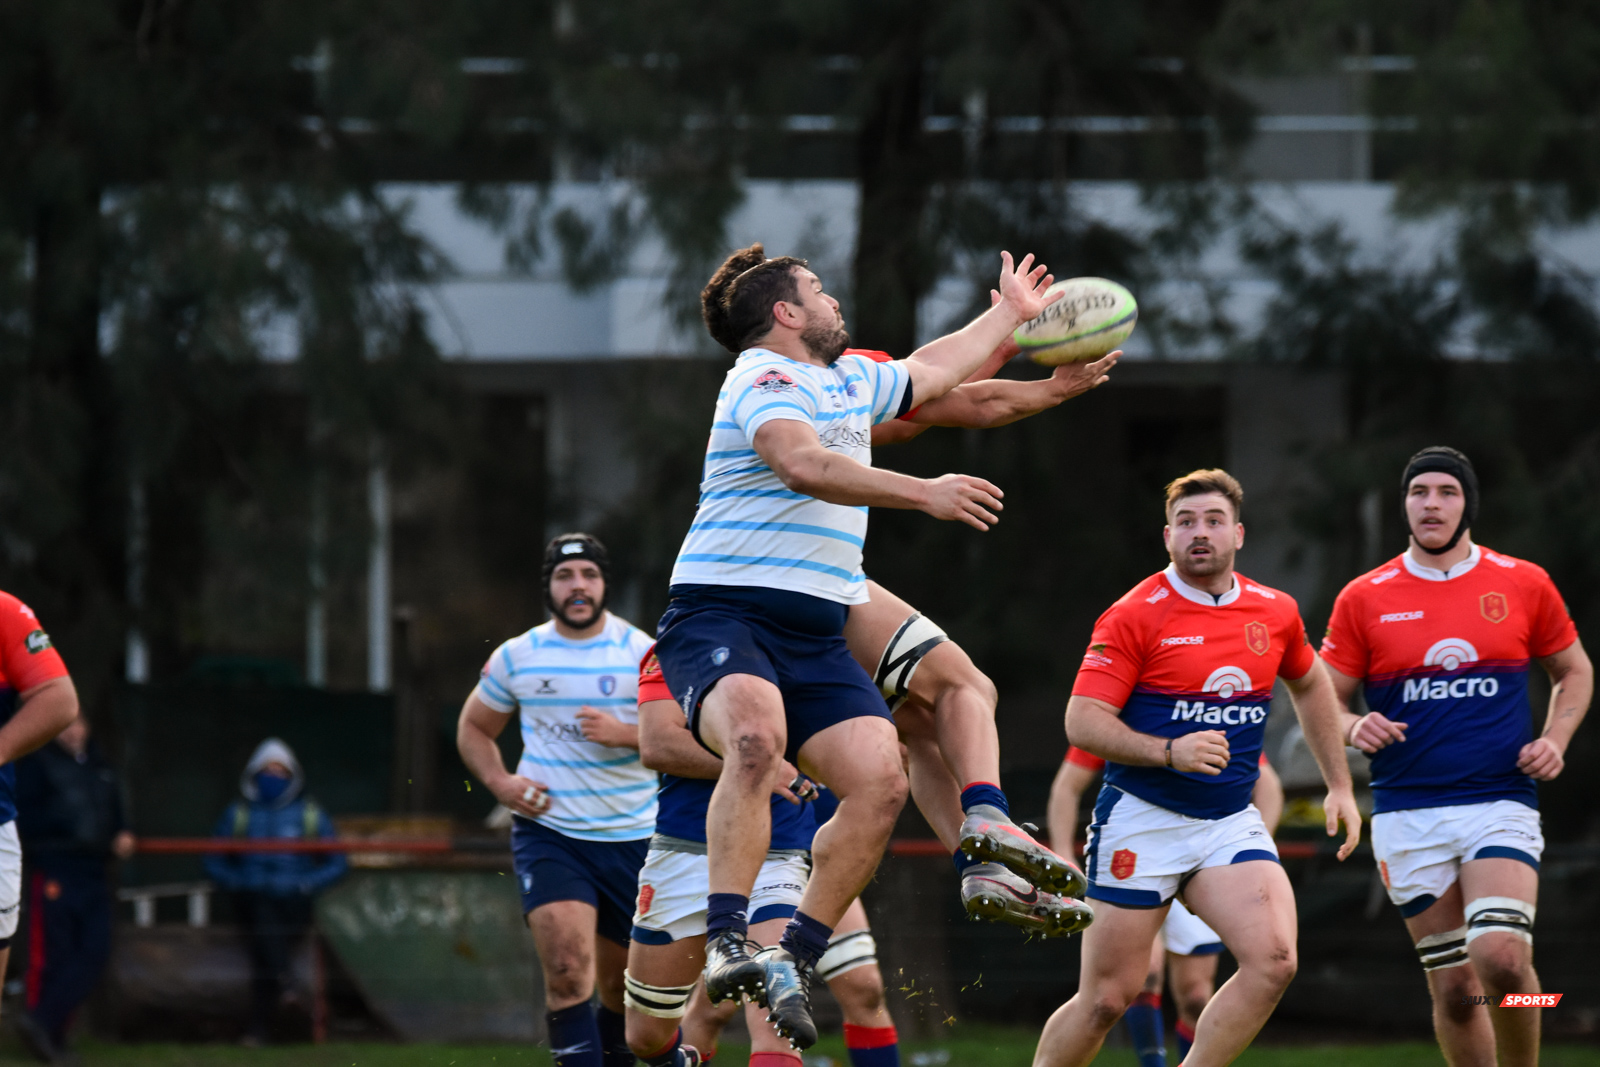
1065, 695, 1229, 774
901, 251, 1060, 405
456, 693, 551, 820
753, 419, 1004, 531
1522, 636, 1593, 780
1283, 658, 1361, 860
638, 700, 808, 802
907, 351, 1120, 430
0, 676, 78, 765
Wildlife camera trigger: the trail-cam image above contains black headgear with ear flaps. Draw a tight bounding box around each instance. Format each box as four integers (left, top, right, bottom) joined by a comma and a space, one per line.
1400, 446, 1478, 556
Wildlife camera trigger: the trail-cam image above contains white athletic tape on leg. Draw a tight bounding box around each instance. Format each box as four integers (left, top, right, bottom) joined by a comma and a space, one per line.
873, 614, 949, 702
1465, 896, 1536, 945
1414, 926, 1470, 972
816, 929, 878, 983
624, 970, 696, 1019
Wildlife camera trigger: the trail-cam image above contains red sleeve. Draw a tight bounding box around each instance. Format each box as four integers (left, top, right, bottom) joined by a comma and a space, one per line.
1319, 584, 1370, 679
0, 594, 68, 693
1259, 752, 1270, 767
1065, 746, 1106, 772
1070, 603, 1145, 707
1528, 570, 1579, 658
637, 645, 672, 705
1277, 610, 1316, 681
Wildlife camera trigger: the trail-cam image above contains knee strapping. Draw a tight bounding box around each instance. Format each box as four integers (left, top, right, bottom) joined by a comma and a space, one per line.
874, 613, 949, 704
623, 970, 696, 1019
816, 928, 878, 983
1414, 927, 1470, 972
1465, 896, 1535, 945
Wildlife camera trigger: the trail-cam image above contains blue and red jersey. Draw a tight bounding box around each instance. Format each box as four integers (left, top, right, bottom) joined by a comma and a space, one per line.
1321, 545, 1577, 815
637, 647, 816, 850
1071, 565, 1315, 819
0, 592, 70, 824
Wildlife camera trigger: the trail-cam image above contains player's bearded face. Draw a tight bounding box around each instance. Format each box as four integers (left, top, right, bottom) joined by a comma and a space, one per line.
548, 563, 605, 628
1164, 495, 1242, 579
799, 302, 850, 365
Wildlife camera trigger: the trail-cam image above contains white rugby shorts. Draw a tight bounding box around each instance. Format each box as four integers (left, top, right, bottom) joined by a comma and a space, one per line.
1163, 898, 1224, 956
631, 844, 810, 944
1085, 787, 1279, 908
1371, 799, 1543, 918
0, 821, 19, 941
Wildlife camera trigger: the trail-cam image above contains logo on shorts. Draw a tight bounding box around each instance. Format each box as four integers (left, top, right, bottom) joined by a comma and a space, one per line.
1378, 860, 1390, 888
711, 647, 730, 666
1480, 591, 1510, 624
1244, 621, 1270, 656
637, 884, 655, 916
1110, 849, 1137, 880
599, 675, 616, 696
752, 370, 797, 393
24, 629, 51, 654
522, 874, 533, 892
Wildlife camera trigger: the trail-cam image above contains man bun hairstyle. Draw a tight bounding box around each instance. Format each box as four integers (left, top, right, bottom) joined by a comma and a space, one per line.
1165, 468, 1245, 520
1401, 446, 1478, 555
702, 243, 809, 354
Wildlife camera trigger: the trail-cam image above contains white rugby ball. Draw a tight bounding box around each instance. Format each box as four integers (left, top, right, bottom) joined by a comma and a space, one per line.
1013, 277, 1138, 365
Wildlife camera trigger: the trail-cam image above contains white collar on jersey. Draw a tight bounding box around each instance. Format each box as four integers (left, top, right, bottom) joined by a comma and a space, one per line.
1403, 541, 1481, 582
1163, 563, 1240, 606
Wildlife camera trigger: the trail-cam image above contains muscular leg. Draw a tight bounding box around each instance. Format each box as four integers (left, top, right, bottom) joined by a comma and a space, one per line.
595, 933, 629, 1014
1180, 862, 1298, 1067
626, 939, 706, 1059
1033, 903, 1167, 1067
910, 641, 1000, 791
528, 900, 602, 1011
697, 674, 787, 901
1459, 858, 1542, 1067
1402, 882, 1494, 1067
1166, 950, 1218, 1035
826, 899, 894, 1029
794, 715, 909, 927
893, 705, 963, 849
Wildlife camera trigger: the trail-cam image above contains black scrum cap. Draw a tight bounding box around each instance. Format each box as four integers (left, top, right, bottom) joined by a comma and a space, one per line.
541, 532, 610, 592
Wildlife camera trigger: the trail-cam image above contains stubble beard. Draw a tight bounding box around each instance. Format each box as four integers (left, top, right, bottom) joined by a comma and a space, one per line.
1174, 543, 1234, 581
801, 319, 851, 365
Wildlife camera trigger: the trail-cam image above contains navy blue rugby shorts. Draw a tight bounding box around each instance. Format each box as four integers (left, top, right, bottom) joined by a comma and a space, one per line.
654, 583, 893, 762
510, 816, 648, 945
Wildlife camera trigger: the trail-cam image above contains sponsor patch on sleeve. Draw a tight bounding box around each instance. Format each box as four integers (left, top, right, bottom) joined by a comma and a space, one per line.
25, 629, 52, 654
752, 370, 797, 393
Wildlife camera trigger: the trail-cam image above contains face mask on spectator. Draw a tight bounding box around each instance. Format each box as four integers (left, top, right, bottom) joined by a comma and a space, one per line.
254, 771, 291, 804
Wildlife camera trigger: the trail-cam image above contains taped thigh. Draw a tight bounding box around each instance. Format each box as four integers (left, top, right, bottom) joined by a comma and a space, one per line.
1414, 927, 1470, 972
1465, 896, 1536, 945
816, 928, 878, 983
874, 613, 948, 705
624, 970, 696, 1019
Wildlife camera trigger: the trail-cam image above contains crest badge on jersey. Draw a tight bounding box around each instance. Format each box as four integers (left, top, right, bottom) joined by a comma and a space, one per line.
1110, 849, 1138, 880
1244, 620, 1270, 657
752, 369, 797, 393
599, 675, 616, 696
1480, 591, 1509, 624
637, 884, 655, 916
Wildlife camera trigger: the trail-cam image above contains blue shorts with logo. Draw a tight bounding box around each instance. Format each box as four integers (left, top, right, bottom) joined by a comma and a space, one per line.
511, 817, 649, 945
655, 584, 893, 762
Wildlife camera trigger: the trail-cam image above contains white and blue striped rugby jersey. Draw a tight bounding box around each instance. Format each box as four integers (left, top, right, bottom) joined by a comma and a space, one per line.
669, 349, 913, 604
473, 613, 657, 841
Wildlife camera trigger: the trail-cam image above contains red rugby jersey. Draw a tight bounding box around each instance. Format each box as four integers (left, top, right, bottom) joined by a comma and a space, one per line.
1071, 565, 1314, 819
1321, 545, 1577, 814
1064, 745, 1268, 773
0, 592, 70, 823
637, 645, 671, 705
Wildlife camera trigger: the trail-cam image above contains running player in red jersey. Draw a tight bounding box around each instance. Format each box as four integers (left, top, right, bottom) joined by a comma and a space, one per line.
1034, 469, 1360, 1067
0, 592, 80, 1028
1321, 447, 1591, 1067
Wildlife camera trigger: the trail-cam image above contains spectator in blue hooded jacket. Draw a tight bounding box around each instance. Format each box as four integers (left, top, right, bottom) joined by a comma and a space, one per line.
204, 738, 345, 1045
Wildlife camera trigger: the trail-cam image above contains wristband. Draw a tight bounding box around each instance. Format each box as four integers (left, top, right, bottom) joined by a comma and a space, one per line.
1164, 737, 1174, 769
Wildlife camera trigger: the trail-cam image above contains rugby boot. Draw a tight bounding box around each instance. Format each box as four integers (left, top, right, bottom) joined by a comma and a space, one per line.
961, 862, 1095, 937
959, 806, 1087, 897
758, 947, 818, 1050
702, 930, 768, 1007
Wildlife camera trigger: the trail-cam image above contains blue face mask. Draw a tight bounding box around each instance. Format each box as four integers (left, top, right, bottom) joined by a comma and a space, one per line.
254, 771, 291, 804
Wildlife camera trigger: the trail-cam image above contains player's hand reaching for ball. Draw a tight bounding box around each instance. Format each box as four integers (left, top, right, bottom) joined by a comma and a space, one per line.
1047, 350, 1120, 399
993, 251, 1061, 325
1169, 730, 1230, 775
920, 473, 1004, 531
494, 774, 551, 818
1517, 737, 1565, 780
1346, 712, 1407, 754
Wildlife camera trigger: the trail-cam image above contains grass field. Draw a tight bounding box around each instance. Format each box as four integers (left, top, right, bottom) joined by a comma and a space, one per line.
2, 1028, 1597, 1067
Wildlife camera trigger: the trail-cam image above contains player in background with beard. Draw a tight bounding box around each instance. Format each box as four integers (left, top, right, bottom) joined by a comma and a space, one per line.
457, 534, 655, 1067
1033, 469, 1361, 1067
1321, 447, 1591, 1067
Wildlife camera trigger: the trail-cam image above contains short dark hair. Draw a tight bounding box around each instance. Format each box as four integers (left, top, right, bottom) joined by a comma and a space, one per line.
701, 243, 808, 354
1165, 469, 1244, 520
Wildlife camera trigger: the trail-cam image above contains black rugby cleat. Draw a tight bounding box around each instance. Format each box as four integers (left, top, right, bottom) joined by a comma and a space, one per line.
703, 930, 768, 1007
758, 947, 818, 1050
959, 805, 1088, 898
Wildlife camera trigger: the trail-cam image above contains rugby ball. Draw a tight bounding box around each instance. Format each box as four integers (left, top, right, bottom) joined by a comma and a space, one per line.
1013, 277, 1137, 365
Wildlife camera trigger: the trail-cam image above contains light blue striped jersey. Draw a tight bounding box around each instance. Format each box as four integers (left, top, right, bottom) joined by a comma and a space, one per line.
669, 349, 912, 604
473, 613, 657, 842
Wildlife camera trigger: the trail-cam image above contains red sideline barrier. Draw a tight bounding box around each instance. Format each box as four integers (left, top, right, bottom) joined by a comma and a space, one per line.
137, 838, 453, 854
887, 838, 1329, 860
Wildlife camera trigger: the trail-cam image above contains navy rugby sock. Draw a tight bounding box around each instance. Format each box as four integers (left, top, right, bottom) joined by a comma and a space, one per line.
960, 782, 1009, 816
706, 892, 750, 939
546, 1002, 603, 1067
1175, 1019, 1195, 1060
779, 909, 834, 968
641, 1028, 695, 1067
1124, 992, 1167, 1067
952, 848, 981, 875
596, 1005, 632, 1067
844, 1022, 901, 1067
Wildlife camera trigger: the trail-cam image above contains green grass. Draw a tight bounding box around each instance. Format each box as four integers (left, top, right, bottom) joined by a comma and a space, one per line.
2, 1028, 1596, 1067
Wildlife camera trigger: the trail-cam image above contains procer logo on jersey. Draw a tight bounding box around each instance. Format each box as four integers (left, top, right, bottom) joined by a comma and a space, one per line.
1171, 666, 1268, 725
